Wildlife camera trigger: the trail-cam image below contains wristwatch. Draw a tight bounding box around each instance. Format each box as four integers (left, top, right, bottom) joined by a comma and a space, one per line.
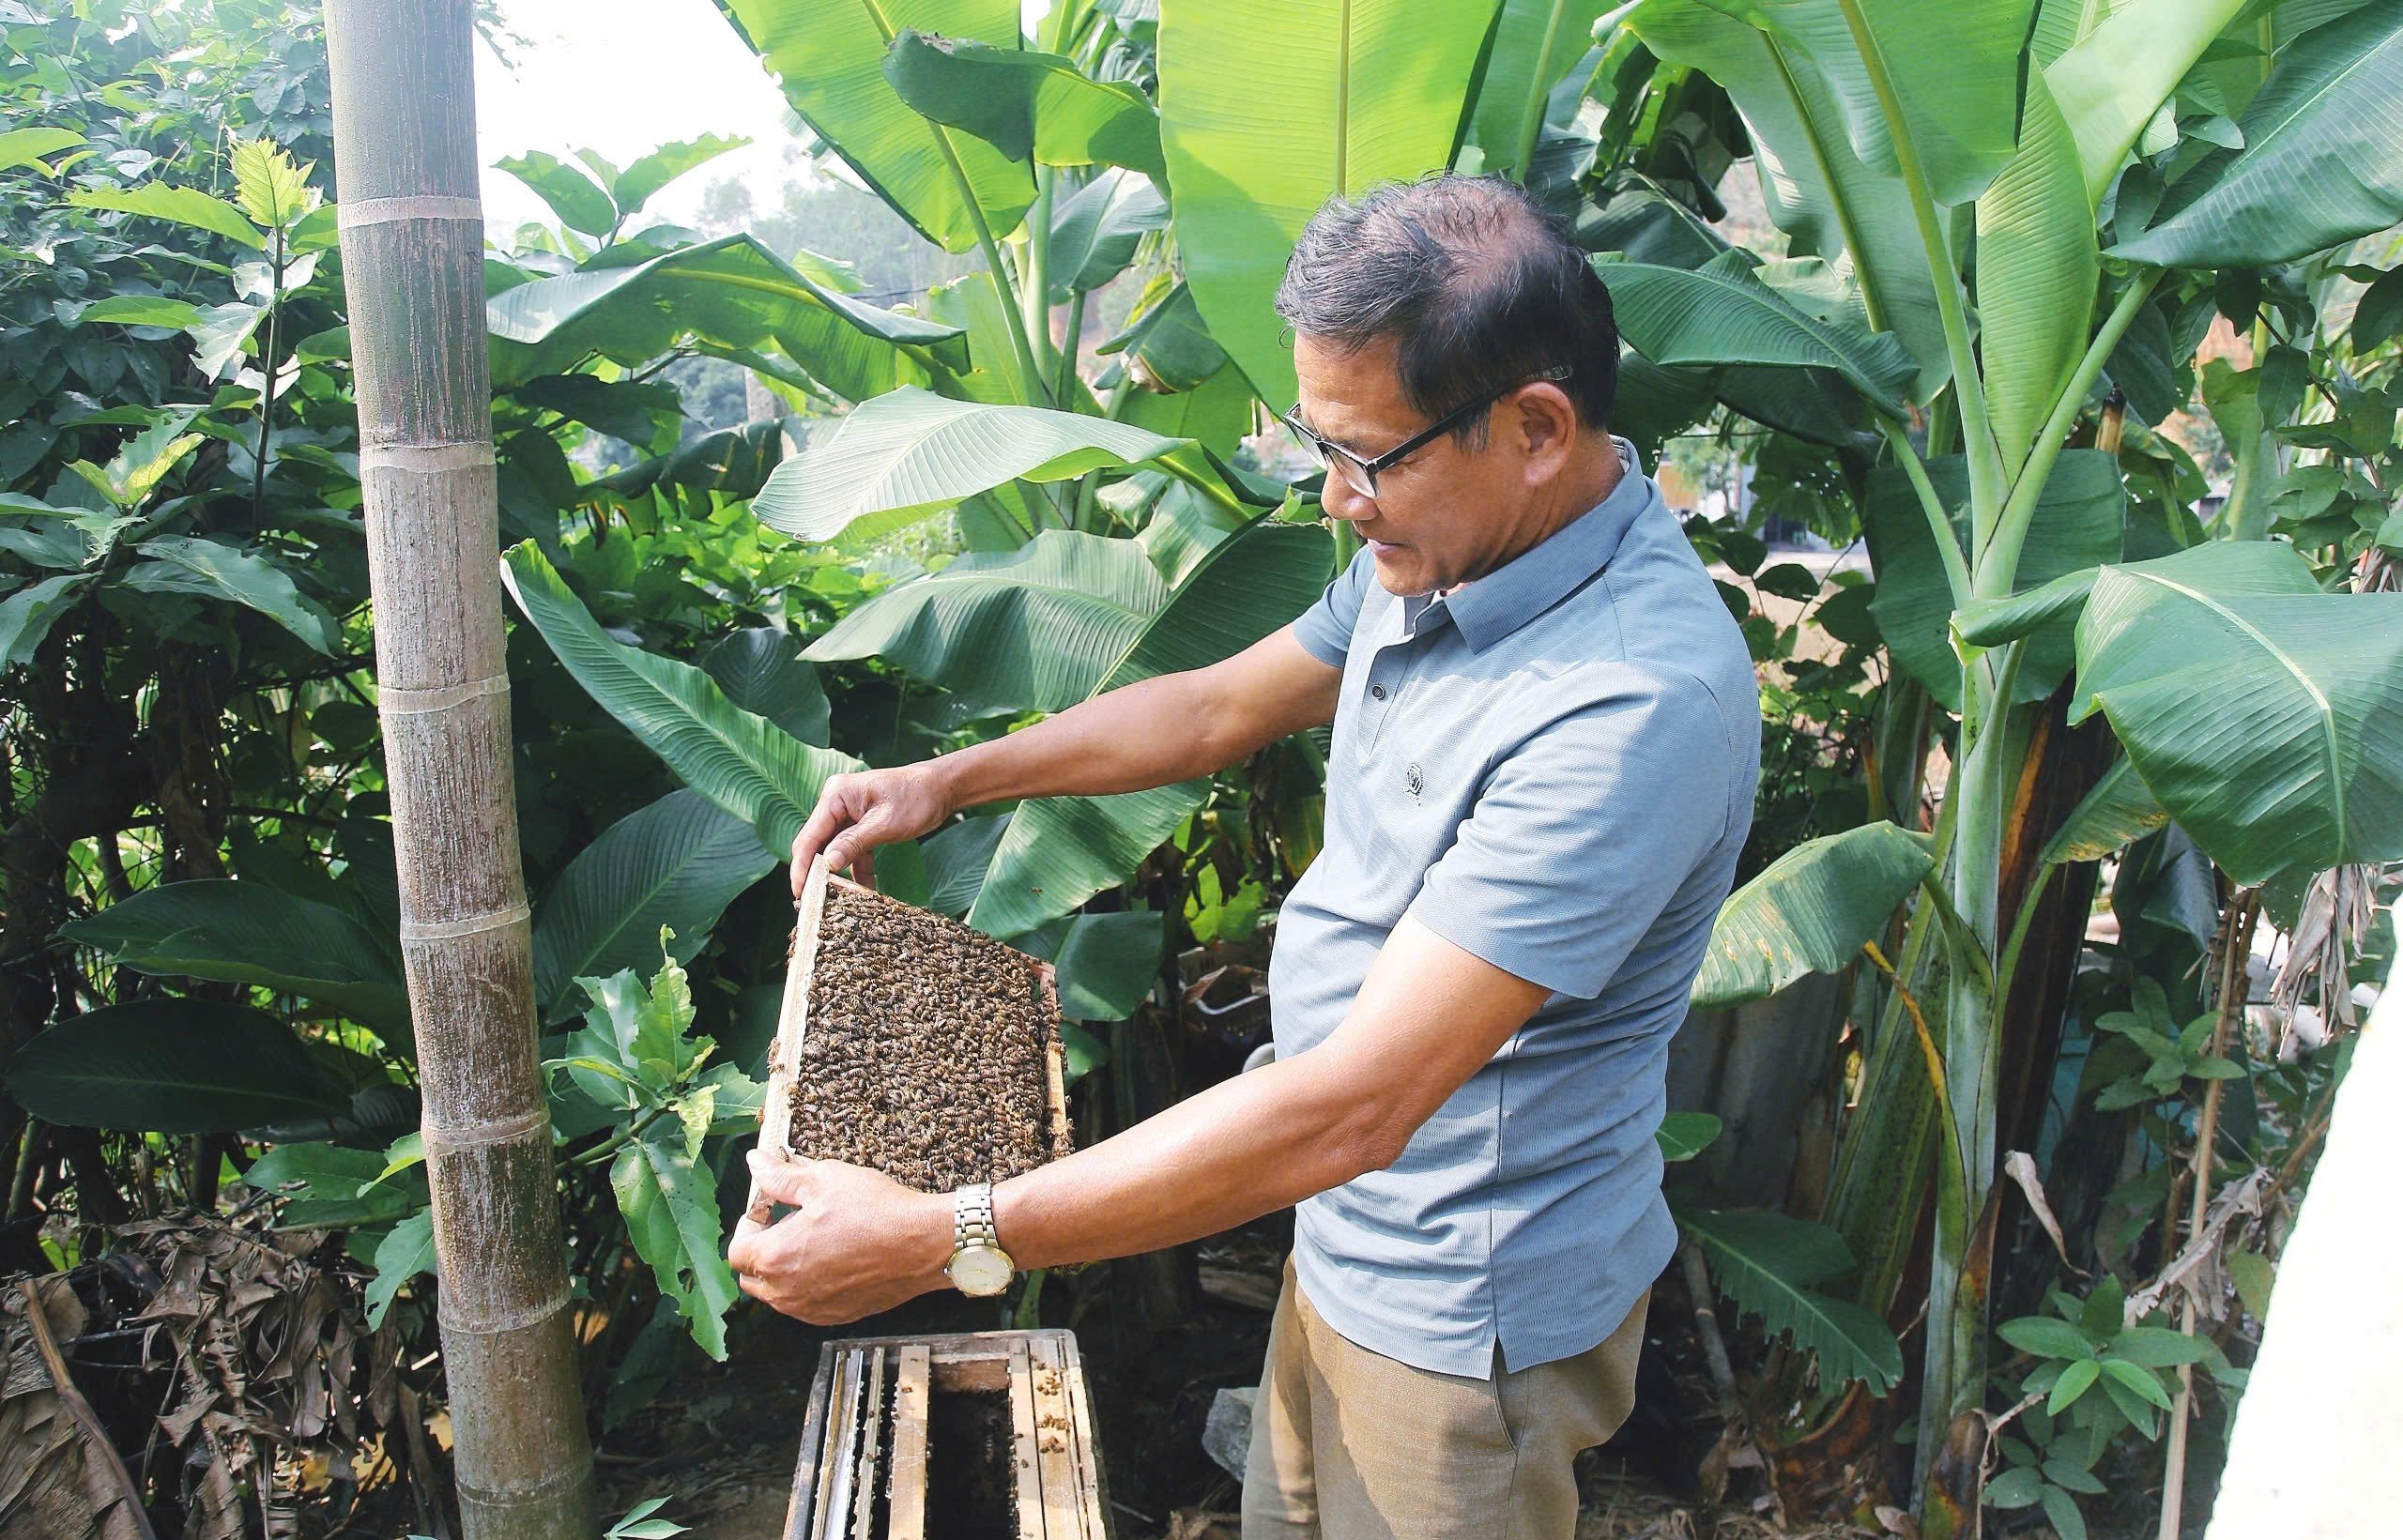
945, 1182, 1015, 1297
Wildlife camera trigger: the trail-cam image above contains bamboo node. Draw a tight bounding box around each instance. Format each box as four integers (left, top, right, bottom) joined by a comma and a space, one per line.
398, 898, 531, 941
421, 1105, 553, 1150
338, 193, 484, 229
452, 1455, 594, 1506
436, 1288, 575, 1338
359, 441, 498, 473
380, 673, 511, 716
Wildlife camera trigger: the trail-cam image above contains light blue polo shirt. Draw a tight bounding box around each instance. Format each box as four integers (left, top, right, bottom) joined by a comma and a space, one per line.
1271, 438, 1760, 1379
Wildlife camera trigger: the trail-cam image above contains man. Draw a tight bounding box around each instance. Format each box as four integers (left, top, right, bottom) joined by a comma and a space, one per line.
730, 174, 1760, 1540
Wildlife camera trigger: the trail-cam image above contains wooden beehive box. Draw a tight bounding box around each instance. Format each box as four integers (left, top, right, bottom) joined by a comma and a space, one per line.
786, 1329, 1114, 1540
754, 855, 1072, 1200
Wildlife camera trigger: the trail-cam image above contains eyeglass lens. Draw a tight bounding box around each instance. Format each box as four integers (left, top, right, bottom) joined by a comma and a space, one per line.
1293, 426, 1376, 498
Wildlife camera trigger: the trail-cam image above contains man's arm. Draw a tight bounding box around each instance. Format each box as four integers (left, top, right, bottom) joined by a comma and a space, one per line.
729, 917, 1553, 1322
788, 626, 1341, 891
992, 915, 1552, 1266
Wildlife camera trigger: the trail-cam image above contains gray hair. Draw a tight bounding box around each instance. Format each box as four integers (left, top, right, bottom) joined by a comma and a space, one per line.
1273, 174, 1618, 442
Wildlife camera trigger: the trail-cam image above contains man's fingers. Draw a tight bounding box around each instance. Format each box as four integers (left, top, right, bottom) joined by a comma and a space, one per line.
791, 779, 866, 897
747, 1150, 815, 1208
852, 842, 877, 892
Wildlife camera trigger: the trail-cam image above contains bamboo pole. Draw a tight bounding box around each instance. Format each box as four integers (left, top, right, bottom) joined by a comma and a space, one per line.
323, 6, 596, 1536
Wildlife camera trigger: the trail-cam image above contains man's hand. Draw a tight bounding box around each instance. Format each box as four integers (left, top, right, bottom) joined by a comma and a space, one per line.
789, 763, 952, 896
729, 1152, 957, 1324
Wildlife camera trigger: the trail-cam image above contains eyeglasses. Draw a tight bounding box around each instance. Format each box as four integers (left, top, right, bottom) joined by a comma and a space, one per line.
1278, 364, 1572, 501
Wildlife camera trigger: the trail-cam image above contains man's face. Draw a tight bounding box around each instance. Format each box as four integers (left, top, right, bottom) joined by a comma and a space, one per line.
1291, 332, 1541, 595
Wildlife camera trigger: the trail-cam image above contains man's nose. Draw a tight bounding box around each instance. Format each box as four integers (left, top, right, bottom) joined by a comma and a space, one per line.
1321, 474, 1376, 523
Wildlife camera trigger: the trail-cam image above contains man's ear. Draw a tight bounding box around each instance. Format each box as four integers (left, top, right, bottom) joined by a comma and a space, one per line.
1510, 382, 1579, 470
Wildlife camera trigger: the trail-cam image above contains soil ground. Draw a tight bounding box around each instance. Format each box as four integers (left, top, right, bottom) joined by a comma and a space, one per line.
590, 1219, 1881, 1540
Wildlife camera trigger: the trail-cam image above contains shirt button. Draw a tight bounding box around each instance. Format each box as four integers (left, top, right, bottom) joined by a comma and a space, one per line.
1370, 683, 1386, 699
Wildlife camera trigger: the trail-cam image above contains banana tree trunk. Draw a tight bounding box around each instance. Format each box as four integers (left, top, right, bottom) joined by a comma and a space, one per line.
324, 5, 597, 1536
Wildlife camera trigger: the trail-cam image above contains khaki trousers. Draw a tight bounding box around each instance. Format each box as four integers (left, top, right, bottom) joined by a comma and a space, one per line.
1241, 1257, 1649, 1540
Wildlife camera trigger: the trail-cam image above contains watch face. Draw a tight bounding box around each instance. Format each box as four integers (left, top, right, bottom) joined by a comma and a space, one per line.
948, 1245, 1014, 1297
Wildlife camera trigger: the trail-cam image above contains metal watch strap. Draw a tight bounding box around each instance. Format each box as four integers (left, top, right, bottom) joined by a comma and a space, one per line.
954, 1182, 998, 1252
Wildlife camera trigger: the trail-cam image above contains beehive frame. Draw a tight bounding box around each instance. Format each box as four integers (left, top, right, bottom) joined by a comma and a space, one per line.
750, 854, 1072, 1212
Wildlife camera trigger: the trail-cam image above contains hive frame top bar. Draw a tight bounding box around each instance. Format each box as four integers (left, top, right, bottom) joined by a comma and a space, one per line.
746, 853, 1073, 1222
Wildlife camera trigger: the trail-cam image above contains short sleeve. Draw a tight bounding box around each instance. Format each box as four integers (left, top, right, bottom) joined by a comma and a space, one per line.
1405, 671, 1734, 999
1290, 546, 1377, 667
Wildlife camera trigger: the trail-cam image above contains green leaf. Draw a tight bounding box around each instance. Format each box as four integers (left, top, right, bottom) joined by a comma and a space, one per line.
967, 520, 1333, 937
2038, 757, 2171, 866
698, 627, 829, 745
612, 133, 752, 218
2045, 0, 2252, 205
1691, 821, 1936, 1007
6, 999, 345, 1133
1974, 75, 2097, 482
2047, 1354, 2102, 1413
2112, 0, 2403, 266
714, 0, 1031, 254
1656, 1111, 1723, 1163
70, 422, 206, 508
497, 150, 620, 236
119, 535, 340, 653
749, 387, 1190, 545
2353, 264, 2403, 351
0, 126, 84, 172
1059, 1021, 1110, 1083
1746, 0, 2033, 206
1100, 282, 1227, 393
2228, 1249, 2274, 1318
500, 541, 865, 859
1467, 1, 1616, 175
229, 138, 318, 231
530, 791, 774, 1025
1040, 910, 1164, 1022
0, 574, 86, 669
1998, 1315, 2097, 1361
67, 296, 205, 329
2099, 1355, 2174, 1409
882, 32, 1166, 181
1984, 1465, 2043, 1508
806, 529, 1170, 716
1157, 0, 1501, 403
2040, 1484, 2090, 1540
1680, 1207, 1903, 1391
2043, 1457, 2107, 1496
57, 878, 411, 1041
363, 1209, 434, 1329
487, 235, 965, 402
1596, 251, 1917, 412
575, 950, 701, 1092
244, 1141, 385, 1197
2106, 1325, 2212, 1367
1047, 168, 1171, 297
1628, 0, 1949, 397
612, 1118, 742, 1360
924, 814, 1010, 916
67, 181, 265, 250
1865, 450, 2123, 710
186, 300, 267, 380
2063, 541, 2403, 883
920, 267, 1047, 404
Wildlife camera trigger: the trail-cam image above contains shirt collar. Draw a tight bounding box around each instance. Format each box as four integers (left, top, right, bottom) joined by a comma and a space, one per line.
1439, 435, 1651, 653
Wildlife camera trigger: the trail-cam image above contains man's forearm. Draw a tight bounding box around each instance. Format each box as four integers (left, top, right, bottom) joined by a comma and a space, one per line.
934, 670, 1253, 810
989, 1050, 1391, 1271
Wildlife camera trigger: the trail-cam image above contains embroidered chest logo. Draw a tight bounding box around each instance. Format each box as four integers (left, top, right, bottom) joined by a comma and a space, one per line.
1404, 762, 1424, 800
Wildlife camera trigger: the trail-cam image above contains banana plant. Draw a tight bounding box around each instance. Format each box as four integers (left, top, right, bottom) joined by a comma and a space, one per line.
1622, 2, 2403, 1524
